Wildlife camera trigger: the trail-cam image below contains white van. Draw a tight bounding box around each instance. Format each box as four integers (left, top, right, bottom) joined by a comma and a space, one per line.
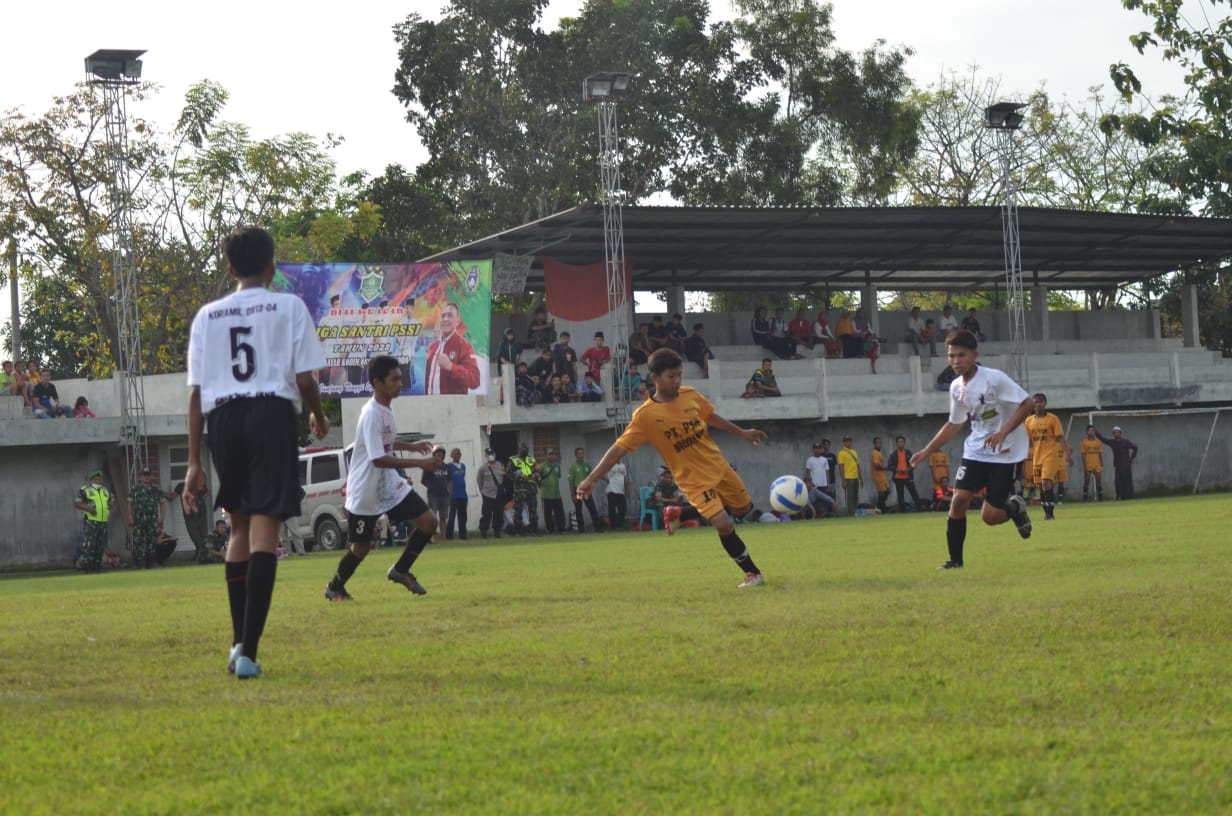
295, 447, 351, 551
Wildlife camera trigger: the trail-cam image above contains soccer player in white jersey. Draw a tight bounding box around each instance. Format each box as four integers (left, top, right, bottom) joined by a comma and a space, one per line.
183, 226, 329, 679
325, 354, 442, 601
910, 330, 1034, 570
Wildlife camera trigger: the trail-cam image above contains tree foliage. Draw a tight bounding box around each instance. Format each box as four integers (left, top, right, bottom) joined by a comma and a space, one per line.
0, 82, 371, 375
390, 0, 919, 243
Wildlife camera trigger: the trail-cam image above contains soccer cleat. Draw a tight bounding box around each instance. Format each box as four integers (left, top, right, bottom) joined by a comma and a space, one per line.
234, 656, 262, 679
937, 561, 964, 570
1007, 495, 1032, 539
663, 505, 681, 535
324, 584, 354, 602
737, 572, 764, 588
227, 643, 242, 674
387, 567, 428, 595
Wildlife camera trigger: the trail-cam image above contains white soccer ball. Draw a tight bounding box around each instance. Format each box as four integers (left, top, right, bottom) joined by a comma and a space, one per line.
769, 475, 807, 514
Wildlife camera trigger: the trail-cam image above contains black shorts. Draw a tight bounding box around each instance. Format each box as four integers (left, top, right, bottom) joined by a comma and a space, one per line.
954, 458, 1017, 509
207, 397, 302, 519
348, 490, 429, 542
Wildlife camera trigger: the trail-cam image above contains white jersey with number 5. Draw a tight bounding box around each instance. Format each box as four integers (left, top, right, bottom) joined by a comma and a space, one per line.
187, 287, 326, 413
948, 365, 1029, 463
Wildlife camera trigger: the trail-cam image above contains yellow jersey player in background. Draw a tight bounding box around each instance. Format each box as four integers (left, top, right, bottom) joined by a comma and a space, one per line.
1024, 392, 1068, 521
576, 349, 769, 588
1080, 425, 1104, 501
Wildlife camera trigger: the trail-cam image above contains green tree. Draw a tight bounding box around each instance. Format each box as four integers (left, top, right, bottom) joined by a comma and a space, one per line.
0, 81, 365, 375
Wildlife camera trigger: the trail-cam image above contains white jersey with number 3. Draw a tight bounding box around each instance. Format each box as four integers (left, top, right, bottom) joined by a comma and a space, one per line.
187, 287, 325, 413
948, 365, 1029, 463
345, 399, 412, 516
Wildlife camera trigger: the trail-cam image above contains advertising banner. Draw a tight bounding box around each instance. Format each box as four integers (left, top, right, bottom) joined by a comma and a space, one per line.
273, 260, 492, 398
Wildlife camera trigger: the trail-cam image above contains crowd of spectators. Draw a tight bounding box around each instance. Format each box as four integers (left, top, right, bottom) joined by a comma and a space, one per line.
2, 360, 94, 419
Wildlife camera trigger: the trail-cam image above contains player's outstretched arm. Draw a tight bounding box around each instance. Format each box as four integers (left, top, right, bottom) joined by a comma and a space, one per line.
296, 372, 329, 439
707, 412, 766, 445
911, 422, 963, 469
576, 444, 628, 500
182, 386, 207, 516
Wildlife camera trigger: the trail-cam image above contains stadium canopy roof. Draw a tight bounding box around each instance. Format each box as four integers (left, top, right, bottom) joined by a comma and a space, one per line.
421, 204, 1232, 292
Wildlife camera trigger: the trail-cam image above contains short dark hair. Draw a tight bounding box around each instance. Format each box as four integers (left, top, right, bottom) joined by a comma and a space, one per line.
946, 329, 979, 350
762, 358, 772, 365
647, 348, 683, 375
1032, 392, 1047, 402
672, 313, 683, 320
222, 226, 275, 279
594, 331, 604, 339
693, 323, 704, 331
368, 355, 400, 382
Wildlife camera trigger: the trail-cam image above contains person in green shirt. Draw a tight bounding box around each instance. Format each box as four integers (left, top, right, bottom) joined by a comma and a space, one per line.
539, 448, 566, 534
569, 447, 606, 533
0, 361, 16, 396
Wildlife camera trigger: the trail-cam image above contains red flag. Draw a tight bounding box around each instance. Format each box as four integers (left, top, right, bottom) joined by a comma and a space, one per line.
543, 257, 631, 321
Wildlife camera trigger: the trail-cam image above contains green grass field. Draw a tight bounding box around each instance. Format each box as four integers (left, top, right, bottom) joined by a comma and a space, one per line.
3, 495, 1230, 814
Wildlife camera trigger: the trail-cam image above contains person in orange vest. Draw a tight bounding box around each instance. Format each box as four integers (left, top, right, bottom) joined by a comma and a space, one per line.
889, 436, 924, 512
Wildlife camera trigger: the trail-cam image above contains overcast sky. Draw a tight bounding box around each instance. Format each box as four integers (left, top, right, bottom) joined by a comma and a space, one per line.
0, 0, 1213, 332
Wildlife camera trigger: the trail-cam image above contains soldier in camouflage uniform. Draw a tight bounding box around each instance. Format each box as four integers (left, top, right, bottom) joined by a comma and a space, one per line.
128, 467, 170, 569
203, 520, 229, 562
508, 444, 541, 536
73, 470, 115, 573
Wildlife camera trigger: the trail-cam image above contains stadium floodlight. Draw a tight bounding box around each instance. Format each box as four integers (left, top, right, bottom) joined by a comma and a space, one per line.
582, 72, 633, 102
583, 71, 635, 432
984, 101, 1026, 130
85, 49, 145, 82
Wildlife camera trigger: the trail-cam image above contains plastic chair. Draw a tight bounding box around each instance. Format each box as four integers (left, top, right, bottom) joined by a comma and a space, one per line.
637, 485, 661, 531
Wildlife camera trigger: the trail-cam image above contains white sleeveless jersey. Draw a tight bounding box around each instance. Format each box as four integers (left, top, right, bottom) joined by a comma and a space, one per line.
948, 365, 1030, 463
345, 399, 412, 516
187, 287, 326, 413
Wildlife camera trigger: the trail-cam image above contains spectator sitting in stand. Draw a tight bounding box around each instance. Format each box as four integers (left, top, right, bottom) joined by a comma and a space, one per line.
933, 476, 955, 512
770, 306, 802, 359
647, 315, 671, 352
580, 332, 611, 381
578, 371, 603, 402
496, 327, 522, 375
938, 304, 959, 336
560, 371, 579, 401
936, 363, 961, 391
637, 379, 653, 401
749, 358, 782, 397
32, 369, 73, 417
854, 309, 882, 374
904, 307, 937, 358
961, 308, 986, 341
751, 306, 773, 352
528, 347, 556, 384
628, 323, 652, 365
515, 361, 538, 407
73, 396, 97, 418
541, 373, 567, 404
527, 306, 557, 350
666, 313, 688, 352
836, 310, 861, 359
0, 361, 17, 398
740, 379, 765, 399
622, 361, 643, 400
812, 311, 841, 358
683, 322, 714, 377
552, 331, 579, 382
789, 308, 815, 350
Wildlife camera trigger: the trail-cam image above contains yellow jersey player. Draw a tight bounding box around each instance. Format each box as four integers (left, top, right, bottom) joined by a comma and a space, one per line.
1080, 425, 1104, 501
576, 349, 768, 588
1024, 393, 1067, 521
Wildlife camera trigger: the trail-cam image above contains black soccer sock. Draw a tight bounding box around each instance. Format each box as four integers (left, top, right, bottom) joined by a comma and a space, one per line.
1042, 488, 1056, 516
225, 560, 249, 646
719, 532, 761, 575
241, 552, 277, 662
394, 528, 431, 573
946, 516, 967, 565
329, 550, 365, 591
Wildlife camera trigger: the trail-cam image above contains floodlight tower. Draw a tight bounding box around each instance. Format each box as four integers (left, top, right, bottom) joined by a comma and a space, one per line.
985, 101, 1029, 387
583, 71, 634, 430
86, 49, 148, 486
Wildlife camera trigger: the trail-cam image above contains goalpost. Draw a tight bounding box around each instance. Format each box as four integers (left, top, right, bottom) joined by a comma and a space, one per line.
1064, 407, 1225, 495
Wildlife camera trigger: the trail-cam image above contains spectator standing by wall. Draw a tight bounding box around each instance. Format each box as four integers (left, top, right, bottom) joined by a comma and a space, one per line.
870, 436, 891, 513
129, 467, 171, 569
804, 442, 837, 517
477, 448, 505, 539
836, 436, 862, 514
421, 447, 452, 541
580, 332, 611, 381
74, 469, 115, 573
605, 459, 629, 530
539, 448, 566, 534
445, 447, 469, 540
552, 331, 579, 383
889, 436, 923, 511
527, 306, 556, 350
497, 328, 521, 375
1095, 425, 1138, 500
569, 447, 605, 533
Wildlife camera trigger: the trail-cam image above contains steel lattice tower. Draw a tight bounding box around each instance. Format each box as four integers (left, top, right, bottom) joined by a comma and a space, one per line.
986, 102, 1029, 388
87, 50, 148, 490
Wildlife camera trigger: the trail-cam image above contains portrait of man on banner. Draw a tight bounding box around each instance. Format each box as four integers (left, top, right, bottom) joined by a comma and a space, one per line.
273, 260, 492, 398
